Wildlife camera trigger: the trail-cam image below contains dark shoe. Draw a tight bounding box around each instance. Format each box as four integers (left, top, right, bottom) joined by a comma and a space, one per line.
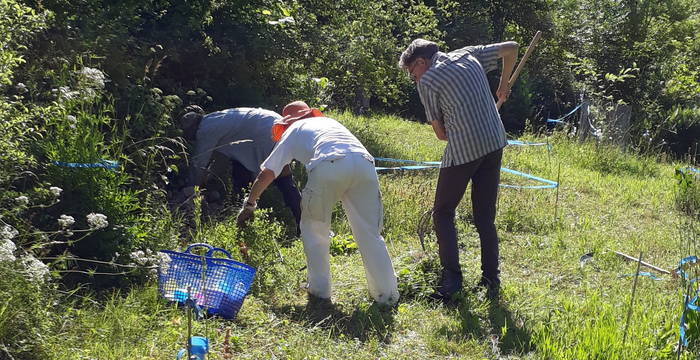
306, 292, 333, 308
437, 269, 463, 295
471, 277, 500, 300
429, 289, 461, 306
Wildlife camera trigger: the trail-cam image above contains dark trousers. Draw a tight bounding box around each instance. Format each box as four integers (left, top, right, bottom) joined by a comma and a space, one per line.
231, 160, 302, 229
433, 148, 503, 287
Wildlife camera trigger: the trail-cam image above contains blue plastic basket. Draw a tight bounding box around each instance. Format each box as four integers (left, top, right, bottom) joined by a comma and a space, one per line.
158, 243, 256, 319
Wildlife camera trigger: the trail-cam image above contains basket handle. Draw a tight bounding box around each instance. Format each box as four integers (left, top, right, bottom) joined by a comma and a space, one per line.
206, 247, 233, 259
184, 243, 213, 255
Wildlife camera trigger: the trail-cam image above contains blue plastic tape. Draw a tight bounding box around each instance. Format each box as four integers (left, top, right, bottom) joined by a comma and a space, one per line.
546, 104, 582, 124
679, 167, 700, 175
507, 139, 552, 150
618, 272, 663, 281
51, 160, 120, 170
374, 157, 558, 189
499, 167, 559, 189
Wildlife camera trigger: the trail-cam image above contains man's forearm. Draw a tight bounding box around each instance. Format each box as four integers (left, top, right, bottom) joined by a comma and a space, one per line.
431, 120, 448, 141
498, 41, 519, 88
246, 168, 276, 205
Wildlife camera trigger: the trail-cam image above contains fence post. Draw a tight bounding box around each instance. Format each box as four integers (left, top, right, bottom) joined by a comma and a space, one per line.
577, 98, 591, 142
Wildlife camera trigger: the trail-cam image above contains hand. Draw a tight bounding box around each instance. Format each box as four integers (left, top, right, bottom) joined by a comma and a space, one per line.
236, 199, 257, 227
496, 86, 511, 104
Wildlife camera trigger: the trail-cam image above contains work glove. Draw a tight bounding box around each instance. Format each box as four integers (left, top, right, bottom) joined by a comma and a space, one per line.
236, 198, 257, 227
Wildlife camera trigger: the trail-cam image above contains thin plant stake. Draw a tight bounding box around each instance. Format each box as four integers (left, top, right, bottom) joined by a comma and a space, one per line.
554, 163, 561, 219
623, 252, 643, 345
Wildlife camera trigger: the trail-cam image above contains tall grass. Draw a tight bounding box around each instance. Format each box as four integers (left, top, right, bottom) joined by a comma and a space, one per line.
7, 111, 696, 359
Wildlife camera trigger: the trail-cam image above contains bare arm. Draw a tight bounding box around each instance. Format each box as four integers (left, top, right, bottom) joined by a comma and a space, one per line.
245, 168, 277, 206
431, 120, 448, 141
495, 41, 519, 102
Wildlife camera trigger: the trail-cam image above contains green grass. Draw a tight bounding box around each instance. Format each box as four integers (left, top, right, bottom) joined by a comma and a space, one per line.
37, 112, 696, 359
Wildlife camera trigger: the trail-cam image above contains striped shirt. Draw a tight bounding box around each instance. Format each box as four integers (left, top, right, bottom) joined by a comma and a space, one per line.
417, 44, 507, 167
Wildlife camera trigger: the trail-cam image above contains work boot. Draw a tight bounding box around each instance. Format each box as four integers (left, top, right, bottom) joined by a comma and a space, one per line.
430, 269, 463, 303
471, 277, 500, 300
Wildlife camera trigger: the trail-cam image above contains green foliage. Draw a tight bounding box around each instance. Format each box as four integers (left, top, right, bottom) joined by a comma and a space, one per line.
0, 0, 48, 86
330, 233, 358, 256
204, 210, 287, 296
675, 168, 700, 216
0, 260, 55, 358
396, 251, 440, 301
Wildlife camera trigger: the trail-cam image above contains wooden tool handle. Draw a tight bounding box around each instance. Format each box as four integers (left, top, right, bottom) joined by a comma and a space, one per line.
496, 31, 542, 110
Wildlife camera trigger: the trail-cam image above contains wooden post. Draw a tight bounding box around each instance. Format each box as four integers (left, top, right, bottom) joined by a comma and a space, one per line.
577, 98, 591, 142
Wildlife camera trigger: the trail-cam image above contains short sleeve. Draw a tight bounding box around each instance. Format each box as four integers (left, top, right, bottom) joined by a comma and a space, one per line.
417, 80, 443, 124
471, 44, 501, 73
260, 129, 295, 177
188, 126, 220, 185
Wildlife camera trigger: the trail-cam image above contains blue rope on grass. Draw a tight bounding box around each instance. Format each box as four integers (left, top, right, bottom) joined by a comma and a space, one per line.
51, 160, 120, 170
546, 104, 582, 124
679, 167, 700, 175
507, 139, 552, 150
374, 157, 558, 189
618, 272, 663, 281
500, 167, 559, 189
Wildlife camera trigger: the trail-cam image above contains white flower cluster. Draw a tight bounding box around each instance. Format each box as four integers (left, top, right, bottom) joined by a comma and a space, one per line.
0, 238, 16, 262
78, 67, 106, 89
66, 114, 77, 129
15, 196, 29, 205
21, 255, 50, 282
87, 213, 108, 230
130, 249, 170, 266
268, 16, 295, 25
130, 249, 171, 279
49, 186, 63, 197
58, 214, 75, 229
593, 128, 603, 139
1, 224, 18, 241
58, 86, 80, 101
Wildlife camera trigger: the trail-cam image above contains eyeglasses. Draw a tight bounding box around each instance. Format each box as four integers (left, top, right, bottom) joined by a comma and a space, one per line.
407, 62, 417, 82
407, 59, 422, 82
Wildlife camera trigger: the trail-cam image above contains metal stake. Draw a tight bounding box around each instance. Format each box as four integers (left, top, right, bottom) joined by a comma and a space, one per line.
622, 252, 643, 345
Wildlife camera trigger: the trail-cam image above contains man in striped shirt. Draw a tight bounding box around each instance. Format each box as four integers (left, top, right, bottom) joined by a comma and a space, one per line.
399, 38, 518, 301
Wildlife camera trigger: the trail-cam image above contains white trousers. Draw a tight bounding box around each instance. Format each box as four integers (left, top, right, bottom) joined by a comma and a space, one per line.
300, 153, 399, 305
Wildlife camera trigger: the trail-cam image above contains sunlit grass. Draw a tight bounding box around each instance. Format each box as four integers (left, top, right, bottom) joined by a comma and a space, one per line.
41, 112, 696, 359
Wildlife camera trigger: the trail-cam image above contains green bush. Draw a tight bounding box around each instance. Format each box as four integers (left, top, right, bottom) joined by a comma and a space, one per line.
675, 167, 700, 217
0, 255, 55, 359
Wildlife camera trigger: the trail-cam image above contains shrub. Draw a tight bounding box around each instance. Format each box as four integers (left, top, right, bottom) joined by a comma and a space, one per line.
0, 248, 55, 359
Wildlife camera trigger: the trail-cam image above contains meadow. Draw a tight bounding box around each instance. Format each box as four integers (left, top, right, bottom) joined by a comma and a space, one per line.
26, 111, 697, 359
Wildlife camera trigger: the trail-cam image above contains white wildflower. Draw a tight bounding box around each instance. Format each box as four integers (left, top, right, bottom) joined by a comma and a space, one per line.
21, 255, 50, 282
593, 128, 603, 138
49, 186, 63, 197
77, 67, 106, 89
0, 238, 16, 262
14, 196, 29, 205
58, 214, 75, 229
130, 250, 147, 265
86, 213, 108, 230
58, 86, 80, 101
15, 82, 27, 94
1, 225, 19, 241
156, 252, 171, 267
66, 115, 77, 129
